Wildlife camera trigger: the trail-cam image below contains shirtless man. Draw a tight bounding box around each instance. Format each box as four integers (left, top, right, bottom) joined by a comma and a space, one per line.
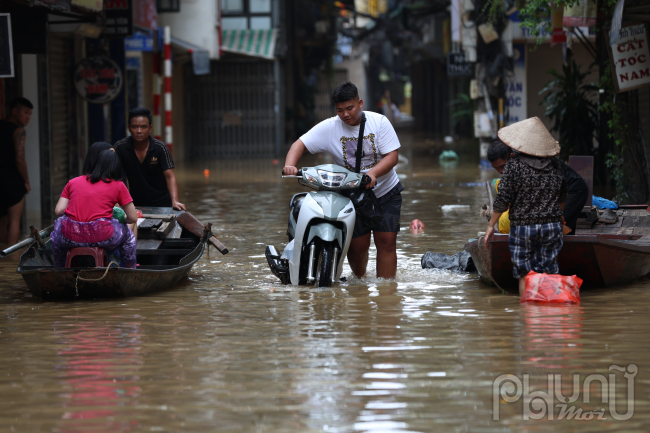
0, 98, 32, 244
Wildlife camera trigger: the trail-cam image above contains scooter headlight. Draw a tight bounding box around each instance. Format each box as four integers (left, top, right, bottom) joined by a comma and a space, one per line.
318, 170, 347, 187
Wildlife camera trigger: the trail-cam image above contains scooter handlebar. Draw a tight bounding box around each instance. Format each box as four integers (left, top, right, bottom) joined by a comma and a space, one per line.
358, 174, 375, 190
281, 169, 302, 178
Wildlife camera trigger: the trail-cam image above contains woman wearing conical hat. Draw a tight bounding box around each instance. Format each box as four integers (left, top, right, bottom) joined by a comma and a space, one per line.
484, 117, 568, 296
487, 140, 589, 235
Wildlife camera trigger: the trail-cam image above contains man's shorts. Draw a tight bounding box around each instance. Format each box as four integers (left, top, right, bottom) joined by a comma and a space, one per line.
508, 222, 563, 279
0, 183, 26, 218
352, 182, 404, 238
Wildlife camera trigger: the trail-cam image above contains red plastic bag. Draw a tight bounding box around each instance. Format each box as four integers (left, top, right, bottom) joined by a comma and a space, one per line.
136, 209, 144, 218
520, 271, 582, 304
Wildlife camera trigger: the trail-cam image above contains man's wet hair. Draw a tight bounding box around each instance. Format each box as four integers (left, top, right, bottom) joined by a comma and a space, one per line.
10, 97, 33, 111
332, 82, 359, 104
128, 107, 152, 126
487, 139, 512, 163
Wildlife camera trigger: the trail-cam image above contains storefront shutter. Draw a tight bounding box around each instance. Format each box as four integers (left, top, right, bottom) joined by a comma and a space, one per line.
48, 35, 74, 209
184, 59, 276, 159
639, 86, 650, 155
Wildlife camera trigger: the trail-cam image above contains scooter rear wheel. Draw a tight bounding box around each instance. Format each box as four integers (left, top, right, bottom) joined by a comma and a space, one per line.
317, 242, 335, 287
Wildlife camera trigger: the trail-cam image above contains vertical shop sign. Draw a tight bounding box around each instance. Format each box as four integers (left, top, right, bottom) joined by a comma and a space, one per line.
133, 0, 157, 30
609, 23, 650, 93
103, 0, 133, 37
0, 14, 14, 77
506, 43, 526, 125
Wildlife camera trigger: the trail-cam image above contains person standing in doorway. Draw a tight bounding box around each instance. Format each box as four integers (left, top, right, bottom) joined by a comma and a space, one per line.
0, 98, 33, 245
114, 108, 186, 210
283, 82, 403, 279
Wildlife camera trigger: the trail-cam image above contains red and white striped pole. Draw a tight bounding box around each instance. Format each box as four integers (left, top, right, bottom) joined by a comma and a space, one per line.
152, 49, 162, 141
164, 26, 173, 155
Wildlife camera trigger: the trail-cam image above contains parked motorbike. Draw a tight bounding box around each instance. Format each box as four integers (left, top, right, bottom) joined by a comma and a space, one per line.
265, 164, 366, 287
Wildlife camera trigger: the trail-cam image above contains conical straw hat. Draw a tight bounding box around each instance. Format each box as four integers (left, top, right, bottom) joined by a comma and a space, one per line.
497, 117, 560, 157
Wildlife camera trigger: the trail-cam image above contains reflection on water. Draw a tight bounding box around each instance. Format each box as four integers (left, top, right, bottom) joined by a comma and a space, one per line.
1, 134, 649, 431
56, 321, 143, 432
521, 303, 584, 369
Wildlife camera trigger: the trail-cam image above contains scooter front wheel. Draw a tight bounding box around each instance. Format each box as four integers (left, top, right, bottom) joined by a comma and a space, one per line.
317, 242, 335, 287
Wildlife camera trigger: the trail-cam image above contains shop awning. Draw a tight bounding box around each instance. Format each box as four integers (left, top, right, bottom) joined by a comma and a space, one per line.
221, 29, 277, 60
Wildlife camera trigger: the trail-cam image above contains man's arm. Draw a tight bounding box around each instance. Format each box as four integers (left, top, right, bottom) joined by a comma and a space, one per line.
14, 127, 30, 194
484, 210, 503, 247
492, 162, 515, 213
283, 139, 308, 175
365, 150, 398, 189
163, 168, 186, 211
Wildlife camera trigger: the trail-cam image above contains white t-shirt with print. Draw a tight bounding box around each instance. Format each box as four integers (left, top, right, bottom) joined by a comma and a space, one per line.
299, 111, 401, 198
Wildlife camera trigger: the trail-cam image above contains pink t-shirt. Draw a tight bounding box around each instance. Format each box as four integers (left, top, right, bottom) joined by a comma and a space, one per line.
61, 176, 133, 222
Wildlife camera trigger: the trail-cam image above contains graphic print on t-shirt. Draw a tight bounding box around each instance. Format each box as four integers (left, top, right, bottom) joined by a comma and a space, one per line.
341, 133, 378, 171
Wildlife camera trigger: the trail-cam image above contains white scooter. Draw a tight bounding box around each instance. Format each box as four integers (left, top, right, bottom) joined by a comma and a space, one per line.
265, 164, 366, 287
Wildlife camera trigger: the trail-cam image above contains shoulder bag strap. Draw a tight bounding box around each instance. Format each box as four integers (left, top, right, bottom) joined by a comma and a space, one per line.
354, 112, 366, 173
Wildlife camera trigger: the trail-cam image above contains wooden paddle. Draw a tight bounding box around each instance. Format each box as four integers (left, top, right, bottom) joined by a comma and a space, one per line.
176, 212, 229, 255
30, 225, 47, 249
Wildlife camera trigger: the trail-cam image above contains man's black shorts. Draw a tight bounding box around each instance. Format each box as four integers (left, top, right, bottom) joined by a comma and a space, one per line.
352, 182, 404, 238
0, 183, 26, 217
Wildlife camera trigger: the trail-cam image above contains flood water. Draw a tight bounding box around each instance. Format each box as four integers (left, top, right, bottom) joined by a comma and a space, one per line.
1, 134, 649, 432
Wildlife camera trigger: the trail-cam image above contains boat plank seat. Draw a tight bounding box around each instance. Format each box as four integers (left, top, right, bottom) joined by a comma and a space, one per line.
65, 247, 108, 268
137, 239, 163, 250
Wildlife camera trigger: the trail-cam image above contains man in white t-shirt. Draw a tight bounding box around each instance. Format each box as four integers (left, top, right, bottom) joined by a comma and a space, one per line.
283, 82, 403, 279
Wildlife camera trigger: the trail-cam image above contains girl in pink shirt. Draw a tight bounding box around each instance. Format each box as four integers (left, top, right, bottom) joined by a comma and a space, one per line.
50, 150, 138, 268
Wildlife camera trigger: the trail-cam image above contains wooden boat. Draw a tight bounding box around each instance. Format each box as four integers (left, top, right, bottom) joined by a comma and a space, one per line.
465, 206, 650, 290
13, 208, 226, 300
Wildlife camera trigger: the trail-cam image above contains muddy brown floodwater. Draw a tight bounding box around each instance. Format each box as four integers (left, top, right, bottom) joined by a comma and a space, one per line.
1, 134, 649, 432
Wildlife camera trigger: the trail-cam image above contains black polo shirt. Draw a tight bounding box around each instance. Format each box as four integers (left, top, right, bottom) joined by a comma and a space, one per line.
114, 136, 174, 207
554, 158, 588, 195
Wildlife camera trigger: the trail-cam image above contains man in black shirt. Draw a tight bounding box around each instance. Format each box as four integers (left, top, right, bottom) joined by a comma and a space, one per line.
488, 139, 588, 234
114, 108, 186, 210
